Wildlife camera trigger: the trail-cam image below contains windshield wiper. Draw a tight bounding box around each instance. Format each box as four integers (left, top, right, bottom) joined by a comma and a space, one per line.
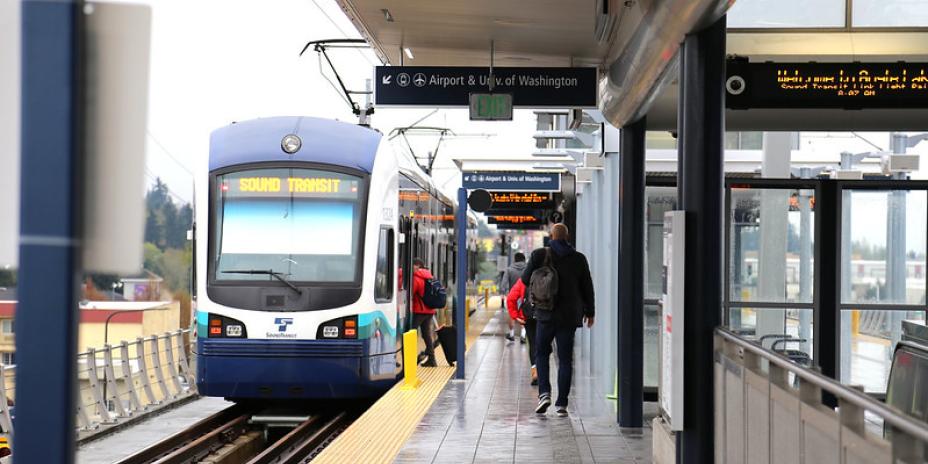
222, 269, 303, 296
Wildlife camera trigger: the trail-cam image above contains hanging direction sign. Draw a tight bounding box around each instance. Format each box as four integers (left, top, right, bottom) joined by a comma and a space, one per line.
462, 171, 561, 192
376, 66, 597, 108
726, 60, 928, 109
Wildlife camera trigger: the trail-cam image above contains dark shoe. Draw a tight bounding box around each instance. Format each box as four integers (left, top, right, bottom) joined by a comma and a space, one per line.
535, 394, 551, 414
417, 352, 428, 365
422, 357, 437, 367
556, 406, 568, 417
505, 333, 515, 341
530, 366, 538, 386
520, 336, 526, 344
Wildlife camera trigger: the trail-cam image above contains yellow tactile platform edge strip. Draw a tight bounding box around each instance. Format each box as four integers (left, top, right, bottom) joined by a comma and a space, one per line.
312, 303, 498, 464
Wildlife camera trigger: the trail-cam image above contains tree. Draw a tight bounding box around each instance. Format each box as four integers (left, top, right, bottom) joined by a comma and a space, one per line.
0, 270, 15, 288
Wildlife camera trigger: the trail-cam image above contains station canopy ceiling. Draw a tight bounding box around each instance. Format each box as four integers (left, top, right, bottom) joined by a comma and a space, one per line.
335, 0, 608, 67
336, 0, 928, 131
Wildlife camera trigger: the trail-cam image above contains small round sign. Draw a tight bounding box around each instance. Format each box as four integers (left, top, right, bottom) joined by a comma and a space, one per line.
467, 189, 493, 212
548, 211, 564, 224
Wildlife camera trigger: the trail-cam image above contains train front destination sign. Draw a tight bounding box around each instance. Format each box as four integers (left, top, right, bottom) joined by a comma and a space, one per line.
726, 60, 928, 109
462, 171, 561, 192
375, 66, 597, 108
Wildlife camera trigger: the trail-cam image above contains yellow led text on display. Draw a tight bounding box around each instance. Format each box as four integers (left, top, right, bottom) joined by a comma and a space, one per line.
237, 177, 343, 193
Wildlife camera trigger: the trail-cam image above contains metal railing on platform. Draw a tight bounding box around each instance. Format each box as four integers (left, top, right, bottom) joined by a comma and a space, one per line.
715, 327, 928, 464
0, 329, 197, 440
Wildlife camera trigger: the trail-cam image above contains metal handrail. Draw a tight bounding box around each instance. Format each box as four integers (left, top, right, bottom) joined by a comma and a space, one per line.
717, 327, 928, 442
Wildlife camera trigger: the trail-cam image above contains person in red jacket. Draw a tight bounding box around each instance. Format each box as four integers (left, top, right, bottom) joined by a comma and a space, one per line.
412, 258, 437, 367
507, 279, 538, 385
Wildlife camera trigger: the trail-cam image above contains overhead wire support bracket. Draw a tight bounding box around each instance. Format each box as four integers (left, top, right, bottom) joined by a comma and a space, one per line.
388, 126, 455, 175
300, 38, 375, 118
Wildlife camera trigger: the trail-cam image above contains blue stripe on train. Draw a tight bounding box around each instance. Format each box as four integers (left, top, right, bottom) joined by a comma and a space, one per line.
195, 338, 400, 399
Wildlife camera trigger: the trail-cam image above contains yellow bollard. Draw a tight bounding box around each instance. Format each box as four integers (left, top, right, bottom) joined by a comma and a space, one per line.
466, 299, 470, 332
851, 310, 860, 335
401, 329, 422, 390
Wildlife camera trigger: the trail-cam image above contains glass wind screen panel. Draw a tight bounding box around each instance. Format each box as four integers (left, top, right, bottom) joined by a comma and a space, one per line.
214, 168, 363, 282
841, 190, 928, 305
730, 187, 816, 303
645, 187, 677, 299
728, 307, 814, 361
727, 0, 846, 28
853, 0, 928, 27
645, 304, 660, 388
841, 310, 927, 393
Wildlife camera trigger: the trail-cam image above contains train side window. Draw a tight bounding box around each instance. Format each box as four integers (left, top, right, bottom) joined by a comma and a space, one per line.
375, 227, 395, 302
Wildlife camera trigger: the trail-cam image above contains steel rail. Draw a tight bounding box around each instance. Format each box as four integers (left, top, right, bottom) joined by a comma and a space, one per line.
114, 405, 250, 464
247, 412, 348, 464
717, 327, 928, 442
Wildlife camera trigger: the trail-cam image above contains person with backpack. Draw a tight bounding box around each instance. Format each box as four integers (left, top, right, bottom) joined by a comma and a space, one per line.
521, 223, 595, 416
412, 257, 443, 367
500, 252, 528, 343
506, 278, 537, 385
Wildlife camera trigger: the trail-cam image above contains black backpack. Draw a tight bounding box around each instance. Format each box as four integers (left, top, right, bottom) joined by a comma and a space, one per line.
529, 248, 558, 312
421, 278, 447, 309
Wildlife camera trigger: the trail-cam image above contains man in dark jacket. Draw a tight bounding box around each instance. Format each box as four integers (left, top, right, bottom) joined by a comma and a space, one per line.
412, 258, 437, 367
521, 223, 594, 416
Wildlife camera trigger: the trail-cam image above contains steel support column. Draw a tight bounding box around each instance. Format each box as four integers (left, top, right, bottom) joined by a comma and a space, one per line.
16, 1, 84, 462
455, 188, 467, 379
815, 181, 840, 385
677, 16, 726, 464
618, 117, 646, 427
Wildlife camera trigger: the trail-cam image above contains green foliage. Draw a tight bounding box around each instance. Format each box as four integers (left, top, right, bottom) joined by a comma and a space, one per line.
141, 178, 194, 295
145, 178, 192, 251
0, 270, 14, 287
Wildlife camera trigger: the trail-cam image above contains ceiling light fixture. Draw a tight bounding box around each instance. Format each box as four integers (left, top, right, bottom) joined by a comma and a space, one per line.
403, 47, 414, 59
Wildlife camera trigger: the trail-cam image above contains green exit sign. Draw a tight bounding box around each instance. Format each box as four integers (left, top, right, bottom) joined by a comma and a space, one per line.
469, 93, 513, 121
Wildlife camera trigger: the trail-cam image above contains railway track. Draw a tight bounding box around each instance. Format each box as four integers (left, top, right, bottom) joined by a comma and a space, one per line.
116, 405, 351, 464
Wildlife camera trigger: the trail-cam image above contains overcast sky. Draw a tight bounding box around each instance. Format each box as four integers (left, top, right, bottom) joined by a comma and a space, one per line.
139, 0, 538, 204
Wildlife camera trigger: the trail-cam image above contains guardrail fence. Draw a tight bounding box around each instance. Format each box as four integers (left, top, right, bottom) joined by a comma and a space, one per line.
0, 329, 197, 440
715, 328, 927, 464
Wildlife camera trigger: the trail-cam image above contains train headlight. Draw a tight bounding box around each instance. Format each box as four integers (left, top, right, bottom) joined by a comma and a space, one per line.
317, 316, 359, 339
225, 325, 243, 337
207, 314, 248, 338
322, 326, 339, 338
281, 134, 302, 154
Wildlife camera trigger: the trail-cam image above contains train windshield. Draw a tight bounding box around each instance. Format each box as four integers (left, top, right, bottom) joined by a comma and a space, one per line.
213, 167, 364, 283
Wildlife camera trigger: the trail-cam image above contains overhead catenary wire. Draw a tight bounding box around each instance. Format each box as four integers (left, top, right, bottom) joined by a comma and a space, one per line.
309, 0, 377, 66
146, 131, 194, 176
143, 167, 190, 205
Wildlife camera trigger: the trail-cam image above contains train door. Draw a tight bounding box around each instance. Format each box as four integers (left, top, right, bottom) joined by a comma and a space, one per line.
399, 216, 413, 332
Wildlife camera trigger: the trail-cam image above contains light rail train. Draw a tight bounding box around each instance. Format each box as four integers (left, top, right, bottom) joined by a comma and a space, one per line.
194, 116, 477, 400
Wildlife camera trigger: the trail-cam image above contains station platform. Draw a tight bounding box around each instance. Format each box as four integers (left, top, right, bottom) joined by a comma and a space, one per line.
320, 297, 657, 464
394, 309, 657, 464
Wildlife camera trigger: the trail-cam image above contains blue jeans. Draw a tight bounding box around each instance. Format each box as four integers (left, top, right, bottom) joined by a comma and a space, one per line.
535, 320, 576, 407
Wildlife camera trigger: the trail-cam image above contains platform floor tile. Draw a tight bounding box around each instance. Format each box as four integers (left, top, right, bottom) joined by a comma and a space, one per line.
394, 310, 658, 464
312, 304, 499, 464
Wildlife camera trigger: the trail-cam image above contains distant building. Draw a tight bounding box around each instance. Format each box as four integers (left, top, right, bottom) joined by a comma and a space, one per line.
0, 299, 182, 366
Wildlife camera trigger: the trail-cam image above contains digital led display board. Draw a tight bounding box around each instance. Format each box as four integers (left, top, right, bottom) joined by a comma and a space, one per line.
726, 60, 928, 109
487, 214, 546, 227
221, 171, 360, 200
487, 191, 555, 210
